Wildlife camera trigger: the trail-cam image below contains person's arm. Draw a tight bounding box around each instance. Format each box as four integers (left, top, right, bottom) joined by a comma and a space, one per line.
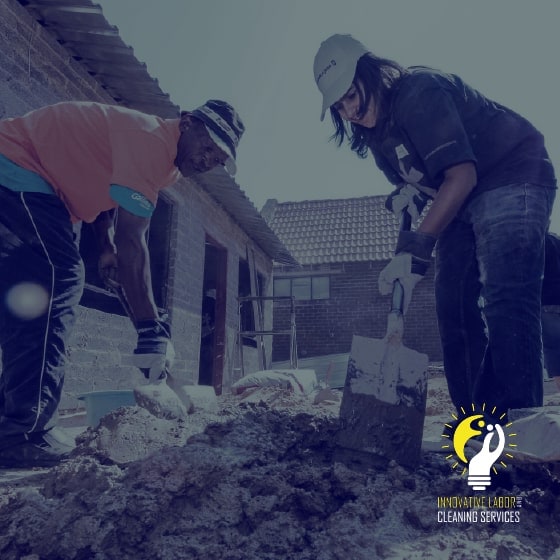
378, 161, 477, 313
417, 161, 477, 237
91, 210, 118, 285
113, 207, 159, 322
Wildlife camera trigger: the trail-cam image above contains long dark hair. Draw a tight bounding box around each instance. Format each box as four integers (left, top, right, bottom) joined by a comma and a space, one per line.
330, 53, 406, 158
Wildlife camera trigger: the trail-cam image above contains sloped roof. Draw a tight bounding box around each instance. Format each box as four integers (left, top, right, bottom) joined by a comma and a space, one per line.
262, 196, 401, 266
19, 0, 179, 118
18, 0, 296, 266
193, 168, 298, 266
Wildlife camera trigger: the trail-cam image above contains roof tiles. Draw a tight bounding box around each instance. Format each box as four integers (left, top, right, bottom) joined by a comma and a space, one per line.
262, 196, 402, 266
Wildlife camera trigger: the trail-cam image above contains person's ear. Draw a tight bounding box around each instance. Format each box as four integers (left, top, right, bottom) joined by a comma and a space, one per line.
179, 112, 194, 133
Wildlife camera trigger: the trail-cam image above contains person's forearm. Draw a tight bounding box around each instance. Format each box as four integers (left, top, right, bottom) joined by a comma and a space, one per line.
418, 163, 477, 237
418, 182, 470, 236
114, 233, 159, 322
91, 210, 117, 253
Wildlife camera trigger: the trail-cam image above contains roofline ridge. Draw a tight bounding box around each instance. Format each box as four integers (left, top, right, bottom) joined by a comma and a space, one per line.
271, 194, 388, 207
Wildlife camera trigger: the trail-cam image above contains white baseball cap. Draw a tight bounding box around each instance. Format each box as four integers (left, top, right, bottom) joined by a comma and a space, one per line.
313, 34, 369, 121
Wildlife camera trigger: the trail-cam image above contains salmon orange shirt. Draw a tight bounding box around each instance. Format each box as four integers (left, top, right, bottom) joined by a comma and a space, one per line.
0, 102, 181, 222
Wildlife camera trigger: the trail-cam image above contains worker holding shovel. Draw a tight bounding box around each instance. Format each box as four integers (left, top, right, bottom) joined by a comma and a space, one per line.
0, 99, 244, 467
313, 34, 556, 419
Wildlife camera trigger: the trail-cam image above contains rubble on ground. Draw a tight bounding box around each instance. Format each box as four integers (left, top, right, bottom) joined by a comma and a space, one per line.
0, 378, 559, 559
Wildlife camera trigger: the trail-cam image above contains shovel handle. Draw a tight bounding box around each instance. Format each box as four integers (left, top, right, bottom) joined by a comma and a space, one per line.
391, 281, 405, 315
390, 211, 412, 315
104, 278, 140, 328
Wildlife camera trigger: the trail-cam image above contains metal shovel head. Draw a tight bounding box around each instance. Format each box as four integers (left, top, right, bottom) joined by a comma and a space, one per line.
133, 380, 188, 420
337, 334, 429, 469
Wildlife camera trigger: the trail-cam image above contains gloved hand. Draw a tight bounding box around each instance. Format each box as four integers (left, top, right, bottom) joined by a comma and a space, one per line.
132, 319, 175, 382
378, 230, 437, 313
385, 184, 431, 224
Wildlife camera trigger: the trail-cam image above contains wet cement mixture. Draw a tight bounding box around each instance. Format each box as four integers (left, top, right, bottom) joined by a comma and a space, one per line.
1, 373, 560, 560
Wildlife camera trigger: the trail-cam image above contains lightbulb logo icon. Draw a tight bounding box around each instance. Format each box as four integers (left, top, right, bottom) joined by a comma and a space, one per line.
441, 405, 516, 491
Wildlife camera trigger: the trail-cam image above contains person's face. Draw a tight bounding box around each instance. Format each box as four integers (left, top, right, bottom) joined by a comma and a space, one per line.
175, 116, 229, 177
332, 81, 377, 128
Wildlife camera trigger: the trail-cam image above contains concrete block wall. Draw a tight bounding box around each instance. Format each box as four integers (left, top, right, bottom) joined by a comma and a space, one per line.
0, 0, 274, 411
273, 260, 442, 363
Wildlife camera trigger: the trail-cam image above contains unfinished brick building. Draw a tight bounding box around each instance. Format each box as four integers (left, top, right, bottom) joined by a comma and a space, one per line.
262, 196, 442, 384
0, 0, 295, 409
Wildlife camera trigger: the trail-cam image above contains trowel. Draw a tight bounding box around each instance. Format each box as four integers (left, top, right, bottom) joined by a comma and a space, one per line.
107, 280, 192, 420
336, 213, 429, 469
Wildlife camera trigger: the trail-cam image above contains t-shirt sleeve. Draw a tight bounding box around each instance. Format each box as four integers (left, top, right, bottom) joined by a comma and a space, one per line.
109, 184, 155, 217
395, 75, 477, 181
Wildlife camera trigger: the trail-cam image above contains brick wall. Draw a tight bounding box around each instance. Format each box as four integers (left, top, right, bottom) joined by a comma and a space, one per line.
273, 260, 442, 363
0, 0, 273, 411
0, 0, 112, 116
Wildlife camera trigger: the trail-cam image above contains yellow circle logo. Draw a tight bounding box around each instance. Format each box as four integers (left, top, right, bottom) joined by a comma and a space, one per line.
441, 404, 517, 491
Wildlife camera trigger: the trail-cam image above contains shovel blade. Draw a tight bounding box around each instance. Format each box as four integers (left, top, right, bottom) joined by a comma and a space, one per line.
337, 335, 429, 469
134, 381, 188, 420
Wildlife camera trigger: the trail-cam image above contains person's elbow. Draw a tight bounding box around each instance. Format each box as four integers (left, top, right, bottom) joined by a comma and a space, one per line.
444, 161, 478, 194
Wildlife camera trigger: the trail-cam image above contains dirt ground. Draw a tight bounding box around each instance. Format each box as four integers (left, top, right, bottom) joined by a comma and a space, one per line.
1, 370, 560, 560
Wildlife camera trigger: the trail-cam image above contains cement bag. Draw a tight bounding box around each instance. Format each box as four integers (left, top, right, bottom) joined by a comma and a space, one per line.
232, 369, 317, 395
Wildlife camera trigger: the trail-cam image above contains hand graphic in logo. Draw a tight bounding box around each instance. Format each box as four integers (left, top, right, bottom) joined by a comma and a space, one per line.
467, 423, 505, 491
442, 405, 514, 490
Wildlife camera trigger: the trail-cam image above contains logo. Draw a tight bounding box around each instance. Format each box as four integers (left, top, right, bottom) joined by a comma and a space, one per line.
441, 404, 516, 491
436, 405, 523, 524
316, 59, 337, 84
131, 192, 153, 211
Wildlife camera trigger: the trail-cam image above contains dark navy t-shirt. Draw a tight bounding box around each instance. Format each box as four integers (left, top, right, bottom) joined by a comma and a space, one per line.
368, 67, 557, 194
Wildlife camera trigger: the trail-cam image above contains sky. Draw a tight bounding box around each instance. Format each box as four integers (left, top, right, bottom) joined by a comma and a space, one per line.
96, 0, 560, 230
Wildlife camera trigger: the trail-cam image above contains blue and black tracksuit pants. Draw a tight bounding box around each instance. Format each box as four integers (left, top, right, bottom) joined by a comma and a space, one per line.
0, 185, 84, 442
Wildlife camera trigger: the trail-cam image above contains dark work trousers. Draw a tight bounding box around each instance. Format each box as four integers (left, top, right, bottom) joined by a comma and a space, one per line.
0, 185, 84, 441
435, 183, 554, 415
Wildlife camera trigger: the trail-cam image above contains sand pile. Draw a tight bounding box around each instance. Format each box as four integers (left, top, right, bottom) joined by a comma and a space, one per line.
0, 379, 560, 559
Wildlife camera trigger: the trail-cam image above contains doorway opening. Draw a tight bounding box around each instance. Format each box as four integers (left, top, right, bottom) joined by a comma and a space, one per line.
198, 237, 227, 394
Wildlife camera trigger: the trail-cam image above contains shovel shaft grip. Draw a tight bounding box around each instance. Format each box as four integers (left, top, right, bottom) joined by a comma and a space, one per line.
106, 280, 137, 327
391, 280, 405, 315
389, 210, 412, 315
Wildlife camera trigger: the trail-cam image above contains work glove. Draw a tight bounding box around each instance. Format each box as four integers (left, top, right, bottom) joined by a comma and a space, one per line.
378, 230, 437, 313
385, 184, 431, 224
133, 319, 175, 382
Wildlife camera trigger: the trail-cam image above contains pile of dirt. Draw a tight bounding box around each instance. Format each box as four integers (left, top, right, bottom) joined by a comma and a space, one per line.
1, 381, 560, 559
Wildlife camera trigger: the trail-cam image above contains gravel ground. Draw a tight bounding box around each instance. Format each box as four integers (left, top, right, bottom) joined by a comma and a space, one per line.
1, 371, 560, 560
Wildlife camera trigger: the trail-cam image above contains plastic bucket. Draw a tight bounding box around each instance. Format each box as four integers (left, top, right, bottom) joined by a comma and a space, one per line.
78, 390, 136, 427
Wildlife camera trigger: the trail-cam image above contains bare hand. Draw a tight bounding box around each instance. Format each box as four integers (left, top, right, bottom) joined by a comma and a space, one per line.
98, 250, 119, 288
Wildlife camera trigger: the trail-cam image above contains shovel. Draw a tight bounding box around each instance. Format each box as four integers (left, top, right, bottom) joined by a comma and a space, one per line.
107, 280, 192, 420
336, 212, 429, 469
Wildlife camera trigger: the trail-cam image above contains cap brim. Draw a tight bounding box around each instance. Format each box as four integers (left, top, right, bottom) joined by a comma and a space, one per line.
319, 66, 358, 121
206, 127, 237, 175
